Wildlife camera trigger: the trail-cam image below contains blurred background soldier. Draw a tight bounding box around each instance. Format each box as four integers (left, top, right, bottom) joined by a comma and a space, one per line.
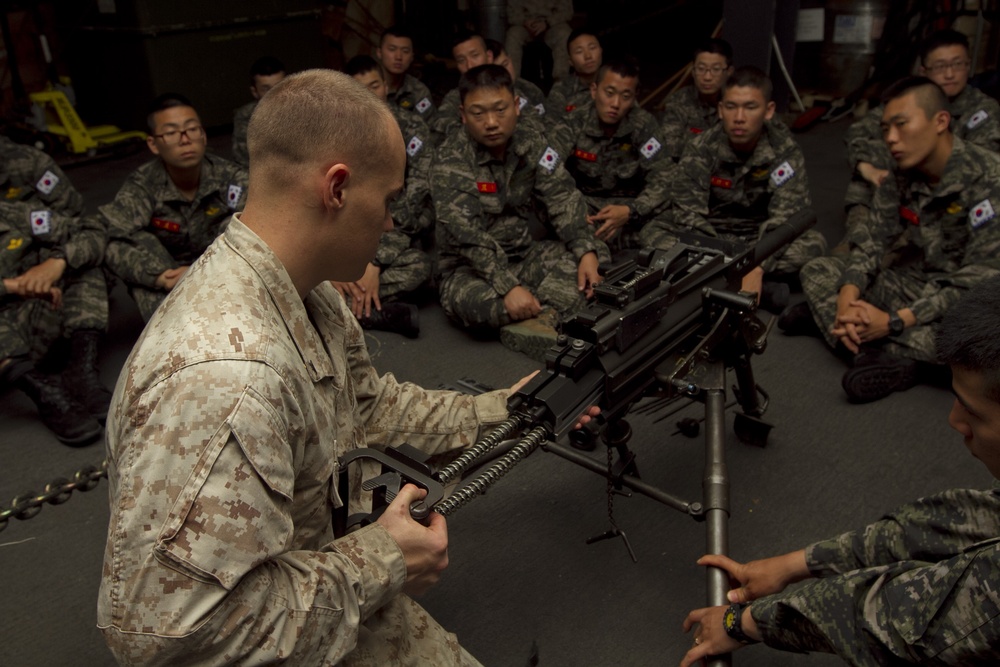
231, 56, 286, 168
505, 0, 574, 82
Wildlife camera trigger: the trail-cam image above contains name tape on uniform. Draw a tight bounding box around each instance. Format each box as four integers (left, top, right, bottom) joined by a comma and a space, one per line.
30, 210, 51, 235
770, 161, 795, 187
476, 181, 497, 194
970, 199, 995, 228
710, 176, 732, 189
36, 170, 59, 195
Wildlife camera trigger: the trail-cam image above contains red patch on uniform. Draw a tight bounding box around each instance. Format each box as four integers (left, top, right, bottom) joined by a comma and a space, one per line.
476, 182, 498, 194
710, 176, 732, 189
689, 127, 703, 134
899, 206, 919, 225
565, 104, 576, 112
152, 218, 181, 233
573, 148, 598, 162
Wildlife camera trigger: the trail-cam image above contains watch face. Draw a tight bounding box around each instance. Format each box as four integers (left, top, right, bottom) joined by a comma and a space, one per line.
723, 605, 737, 630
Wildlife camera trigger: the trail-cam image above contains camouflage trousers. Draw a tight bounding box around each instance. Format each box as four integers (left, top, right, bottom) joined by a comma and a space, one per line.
439, 240, 585, 329
800, 256, 939, 362
379, 247, 432, 300
0, 266, 109, 362
505, 22, 572, 80
131, 286, 166, 322
586, 195, 672, 257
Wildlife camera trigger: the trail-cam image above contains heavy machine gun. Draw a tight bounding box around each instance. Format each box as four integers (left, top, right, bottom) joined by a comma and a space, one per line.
339, 210, 818, 666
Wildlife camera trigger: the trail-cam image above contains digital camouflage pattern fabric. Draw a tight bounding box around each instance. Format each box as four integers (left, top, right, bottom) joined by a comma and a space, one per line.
432, 80, 548, 141
230, 100, 256, 168
431, 122, 608, 328
651, 121, 826, 273
387, 73, 437, 123
752, 488, 1000, 666
101, 153, 248, 320
99, 217, 511, 665
801, 137, 1000, 361
660, 85, 722, 161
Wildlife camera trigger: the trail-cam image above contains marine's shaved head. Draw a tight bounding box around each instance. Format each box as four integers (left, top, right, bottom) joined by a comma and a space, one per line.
247, 69, 395, 189
881, 76, 948, 121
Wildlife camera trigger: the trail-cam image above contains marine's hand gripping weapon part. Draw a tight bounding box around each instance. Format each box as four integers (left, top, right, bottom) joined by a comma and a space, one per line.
337, 210, 818, 527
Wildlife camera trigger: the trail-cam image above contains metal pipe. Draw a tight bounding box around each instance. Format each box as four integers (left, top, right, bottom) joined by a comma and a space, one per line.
704, 387, 731, 667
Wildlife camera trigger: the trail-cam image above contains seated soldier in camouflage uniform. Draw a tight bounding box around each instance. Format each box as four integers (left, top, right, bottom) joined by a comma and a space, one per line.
488, 39, 548, 120
434, 32, 547, 140
644, 67, 826, 312
780, 77, 1000, 403
0, 138, 110, 445
102, 94, 249, 321
431, 65, 608, 360
549, 57, 673, 255
504, 0, 573, 81
377, 25, 437, 123
546, 27, 602, 126
681, 275, 1000, 667
231, 56, 286, 168
339, 55, 433, 337
661, 38, 734, 162
838, 29, 1000, 255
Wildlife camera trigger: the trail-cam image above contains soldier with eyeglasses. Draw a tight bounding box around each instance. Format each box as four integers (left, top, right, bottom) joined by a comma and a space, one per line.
837, 29, 1000, 255
660, 39, 735, 161
101, 93, 248, 320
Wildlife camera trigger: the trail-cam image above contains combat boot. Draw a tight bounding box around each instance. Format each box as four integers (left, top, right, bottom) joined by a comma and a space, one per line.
841, 348, 919, 404
500, 309, 560, 362
14, 368, 103, 446
359, 302, 420, 338
63, 329, 113, 421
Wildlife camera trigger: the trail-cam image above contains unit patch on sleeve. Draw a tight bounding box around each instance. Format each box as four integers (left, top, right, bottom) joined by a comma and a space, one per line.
770, 161, 795, 187
30, 210, 51, 235
407, 136, 424, 157
967, 109, 989, 130
970, 199, 995, 228
36, 170, 59, 195
538, 147, 560, 172
639, 137, 662, 159
227, 184, 243, 209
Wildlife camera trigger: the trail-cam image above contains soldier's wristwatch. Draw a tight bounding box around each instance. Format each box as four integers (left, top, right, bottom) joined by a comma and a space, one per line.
722, 602, 758, 645
627, 203, 640, 223
888, 311, 905, 336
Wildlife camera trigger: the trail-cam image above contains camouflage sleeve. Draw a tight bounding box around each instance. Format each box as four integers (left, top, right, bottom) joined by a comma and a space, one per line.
838, 177, 903, 293
963, 94, 1000, 152
100, 176, 176, 287
231, 105, 253, 168
546, 82, 569, 120
343, 299, 511, 452
660, 97, 689, 161
401, 119, 434, 235
633, 122, 675, 221
101, 362, 410, 665
671, 138, 717, 236
62, 213, 108, 269
533, 147, 610, 262
845, 107, 888, 169
749, 489, 1000, 662
430, 148, 521, 295
759, 146, 812, 272
430, 90, 462, 140
374, 227, 410, 267
31, 154, 84, 216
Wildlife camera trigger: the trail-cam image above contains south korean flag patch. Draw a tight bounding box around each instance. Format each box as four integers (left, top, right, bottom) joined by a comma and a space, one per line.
415, 97, 432, 114
30, 210, 51, 235
639, 137, 661, 159
36, 170, 59, 195
967, 109, 989, 130
538, 146, 560, 173
406, 135, 424, 157
518, 96, 528, 112
534, 103, 546, 116
770, 161, 795, 187
227, 184, 243, 210
970, 199, 995, 229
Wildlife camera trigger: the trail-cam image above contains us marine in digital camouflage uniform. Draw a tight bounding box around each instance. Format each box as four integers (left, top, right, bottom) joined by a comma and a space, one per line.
680, 275, 1000, 667
231, 56, 286, 168
838, 29, 1000, 255
99, 69, 597, 666
660, 38, 734, 162
546, 28, 602, 127
432, 65, 608, 360
0, 137, 109, 445
340, 54, 433, 337
647, 67, 826, 311
378, 25, 437, 123
549, 57, 673, 254
102, 94, 248, 321
781, 77, 1000, 404
433, 33, 547, 140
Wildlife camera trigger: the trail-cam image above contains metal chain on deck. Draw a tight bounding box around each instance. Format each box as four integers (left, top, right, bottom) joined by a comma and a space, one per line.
0, 460, 108, 534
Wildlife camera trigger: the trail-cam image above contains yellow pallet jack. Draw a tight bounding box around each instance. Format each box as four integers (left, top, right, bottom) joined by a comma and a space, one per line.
29, 83, 147, 156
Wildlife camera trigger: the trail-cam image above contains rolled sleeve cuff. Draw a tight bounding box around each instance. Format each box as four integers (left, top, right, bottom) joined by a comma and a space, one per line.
491, 270, 520, 298
836, 266, 870, 294
331, 523, 406, 621
472, 389, 513, 426
908, 298, 941, 325
567, 239, 610, 265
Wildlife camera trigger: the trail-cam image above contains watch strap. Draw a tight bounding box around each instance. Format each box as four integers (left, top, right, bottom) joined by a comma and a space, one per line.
722, 602, 758, 645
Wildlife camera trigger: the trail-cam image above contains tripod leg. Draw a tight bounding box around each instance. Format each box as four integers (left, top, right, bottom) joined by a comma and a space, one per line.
704, 385, 733, 667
